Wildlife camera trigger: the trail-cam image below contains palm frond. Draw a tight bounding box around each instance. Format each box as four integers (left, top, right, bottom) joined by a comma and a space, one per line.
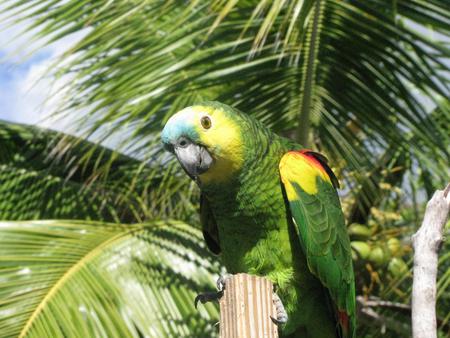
3, 0, 447, 198
0, 120, 196, 223
296, 0, 323, 146
0, 220, 220, 338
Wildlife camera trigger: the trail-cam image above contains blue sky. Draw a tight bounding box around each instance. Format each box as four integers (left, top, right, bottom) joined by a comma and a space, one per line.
0, 13, 446, 133
0, 10, 85, 130
0, 50, 52, 123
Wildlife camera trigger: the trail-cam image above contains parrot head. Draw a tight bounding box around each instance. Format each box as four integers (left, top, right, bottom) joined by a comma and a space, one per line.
161, 101, 246, 184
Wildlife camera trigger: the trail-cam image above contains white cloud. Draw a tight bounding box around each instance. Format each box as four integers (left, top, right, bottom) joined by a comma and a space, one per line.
0, 47, 76, 131
0, 7, 89, 132
0, 3, 44, 59
11, 58, 67, 128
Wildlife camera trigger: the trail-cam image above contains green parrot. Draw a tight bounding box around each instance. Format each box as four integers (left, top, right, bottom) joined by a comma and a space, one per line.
161, 101, 355, 338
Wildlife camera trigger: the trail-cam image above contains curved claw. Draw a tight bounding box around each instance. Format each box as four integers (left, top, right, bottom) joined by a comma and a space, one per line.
270, 315, 288, 326
271, 292, 288, 326
194, 291, 223, 309
194, 274, 231, 310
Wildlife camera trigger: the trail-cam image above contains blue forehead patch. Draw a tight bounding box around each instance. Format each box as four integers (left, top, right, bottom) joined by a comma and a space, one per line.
161, 115, 199, 145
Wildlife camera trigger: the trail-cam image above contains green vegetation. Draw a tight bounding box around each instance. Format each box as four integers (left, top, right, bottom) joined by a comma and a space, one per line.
0, 1, 449, 337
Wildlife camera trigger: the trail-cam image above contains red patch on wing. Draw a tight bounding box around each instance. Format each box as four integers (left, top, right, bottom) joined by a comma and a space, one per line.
296, 149, 328, 174
292, 149, 340, 189
338, 310, 349, 335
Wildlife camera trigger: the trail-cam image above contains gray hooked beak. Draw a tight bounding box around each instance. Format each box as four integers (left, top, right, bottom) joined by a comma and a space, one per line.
167, 137, 214, 178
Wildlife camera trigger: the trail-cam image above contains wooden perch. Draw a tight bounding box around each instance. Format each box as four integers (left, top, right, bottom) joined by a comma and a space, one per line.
219, 273, 278, 338
411, 184, 450, 338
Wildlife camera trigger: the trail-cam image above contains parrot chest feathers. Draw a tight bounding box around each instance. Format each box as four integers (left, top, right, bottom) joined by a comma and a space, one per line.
202, 168, 294, 275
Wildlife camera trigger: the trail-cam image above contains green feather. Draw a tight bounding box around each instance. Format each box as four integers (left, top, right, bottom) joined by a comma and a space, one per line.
167, 102, 356, 337
285, 179, 355, 337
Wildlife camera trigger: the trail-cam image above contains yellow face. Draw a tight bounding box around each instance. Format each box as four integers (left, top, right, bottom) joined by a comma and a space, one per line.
162, 104, 245, 184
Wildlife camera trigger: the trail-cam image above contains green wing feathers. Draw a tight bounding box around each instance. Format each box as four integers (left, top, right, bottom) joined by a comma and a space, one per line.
200, 194, 221, 255
279, 151, 356, 338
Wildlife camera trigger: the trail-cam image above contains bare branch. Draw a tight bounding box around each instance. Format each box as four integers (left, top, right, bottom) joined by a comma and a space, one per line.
357, 296, 410, 313
411, 183, 450, 338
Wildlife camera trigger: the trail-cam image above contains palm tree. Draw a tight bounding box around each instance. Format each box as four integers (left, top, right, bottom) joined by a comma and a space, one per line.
0, 0, 448, 337
0, 121, 219, 337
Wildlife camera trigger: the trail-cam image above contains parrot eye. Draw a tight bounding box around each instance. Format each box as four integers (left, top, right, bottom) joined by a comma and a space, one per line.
200, 116, 212, 129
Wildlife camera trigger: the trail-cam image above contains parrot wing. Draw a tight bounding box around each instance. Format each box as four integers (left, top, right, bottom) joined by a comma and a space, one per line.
200, 194, 221, 255
279, 150, 355, 338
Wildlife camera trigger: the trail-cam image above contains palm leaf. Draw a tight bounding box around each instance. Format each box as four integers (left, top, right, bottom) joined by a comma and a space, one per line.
0, 120, 196, 223
296, 0, 323, 145
3, 0, 447, 199
0, 220, 220, 338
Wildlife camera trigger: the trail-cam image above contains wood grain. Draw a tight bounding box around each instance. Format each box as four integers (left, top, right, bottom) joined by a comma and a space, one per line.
219, 274, 278, 338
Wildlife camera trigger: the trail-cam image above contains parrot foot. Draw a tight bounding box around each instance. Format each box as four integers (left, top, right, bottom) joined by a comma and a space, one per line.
270, 293, 288, 326
216, 273, 232, 291
194, 291, 223, 309
194, 274, 232, 309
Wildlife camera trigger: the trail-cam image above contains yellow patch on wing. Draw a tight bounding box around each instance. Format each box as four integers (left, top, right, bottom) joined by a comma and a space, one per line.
188, 105, 244, 184
279, 151, 331, 197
